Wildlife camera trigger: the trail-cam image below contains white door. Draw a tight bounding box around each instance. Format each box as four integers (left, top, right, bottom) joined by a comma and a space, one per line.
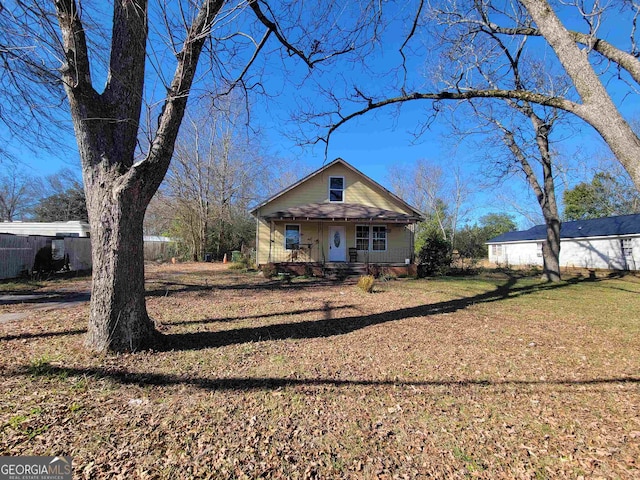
328, 226, 346, 262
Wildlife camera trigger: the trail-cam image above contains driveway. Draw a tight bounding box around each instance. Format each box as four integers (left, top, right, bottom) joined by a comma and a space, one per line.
0, 291, 91, 323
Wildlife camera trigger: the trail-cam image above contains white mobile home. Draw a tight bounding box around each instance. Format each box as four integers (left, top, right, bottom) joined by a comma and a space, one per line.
487, 214, 640, 271
0, 221, 91, 237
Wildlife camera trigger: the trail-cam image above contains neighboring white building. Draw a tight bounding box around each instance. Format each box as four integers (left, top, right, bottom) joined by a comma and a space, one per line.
0, 220, 91, 237
487, 214, 640, 271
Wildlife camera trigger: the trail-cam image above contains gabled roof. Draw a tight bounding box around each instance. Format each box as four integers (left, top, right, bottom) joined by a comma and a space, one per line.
263, 202, 421, 223
250, 158, 424, 220
487, 213, 640, 244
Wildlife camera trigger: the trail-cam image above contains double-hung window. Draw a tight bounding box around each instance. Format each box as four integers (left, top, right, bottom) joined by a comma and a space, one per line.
356, 226, 370, 251
356, 225, 387, 251
329, 176, 345, 202
285, 225, 300, 250
372, 226, 387, 251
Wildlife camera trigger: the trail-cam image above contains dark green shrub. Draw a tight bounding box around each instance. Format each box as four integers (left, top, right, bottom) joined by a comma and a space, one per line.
417, 236, 452, 278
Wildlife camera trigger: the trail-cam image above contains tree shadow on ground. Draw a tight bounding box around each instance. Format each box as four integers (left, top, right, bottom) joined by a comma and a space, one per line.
5, 363, 639, 393
144, 277, 356, 298
0, 274, 600, 345
153, 275, 584, 352
0, 328, 87, 341
165, 304, 358, 326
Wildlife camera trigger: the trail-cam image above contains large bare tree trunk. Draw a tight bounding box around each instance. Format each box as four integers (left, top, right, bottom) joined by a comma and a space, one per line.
519, 0, 640, 190
503, 113, 562, 282
85, 173, 154, 350
55, 0, 225, 351
542, 218, 561, 283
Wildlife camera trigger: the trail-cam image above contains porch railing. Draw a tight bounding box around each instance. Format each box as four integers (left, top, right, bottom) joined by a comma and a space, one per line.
267, 244, 414, 265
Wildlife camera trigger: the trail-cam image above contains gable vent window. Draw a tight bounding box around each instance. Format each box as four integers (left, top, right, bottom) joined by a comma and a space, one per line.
329, 176, 345, 202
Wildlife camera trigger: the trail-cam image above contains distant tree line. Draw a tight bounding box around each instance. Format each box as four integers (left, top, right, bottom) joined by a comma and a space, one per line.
416, 211, 517, 277
143, 100, 308, 262
0, 163, 88, 222
563, 172, 640, 221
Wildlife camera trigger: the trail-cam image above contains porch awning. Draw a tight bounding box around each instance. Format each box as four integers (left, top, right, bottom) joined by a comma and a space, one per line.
261, 203, 422, 223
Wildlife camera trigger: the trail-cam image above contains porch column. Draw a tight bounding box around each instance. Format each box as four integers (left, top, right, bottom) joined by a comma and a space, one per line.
269, 220, 274, 263
410, 223, 415, 263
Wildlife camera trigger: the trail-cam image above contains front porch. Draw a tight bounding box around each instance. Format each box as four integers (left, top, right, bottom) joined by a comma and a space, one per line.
266, 243, 416, 265
254, 200, 423, 277
260, 220, 416, 266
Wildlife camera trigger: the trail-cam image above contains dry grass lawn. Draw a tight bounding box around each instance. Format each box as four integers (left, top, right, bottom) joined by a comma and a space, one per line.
1, 263, 639, 479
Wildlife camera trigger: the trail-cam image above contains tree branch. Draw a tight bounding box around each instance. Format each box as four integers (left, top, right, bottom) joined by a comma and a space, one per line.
399, 0, 424, 91
102, 0, 148, 168
323, 88, 583, 157
131, 0, 226, 201
220, 28, 272, 96
54, 0, 94, 91
248, 0, 315, 69
488, 24, 640, 85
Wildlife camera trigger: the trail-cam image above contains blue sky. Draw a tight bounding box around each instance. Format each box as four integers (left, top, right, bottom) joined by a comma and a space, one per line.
1, 1, 637, 229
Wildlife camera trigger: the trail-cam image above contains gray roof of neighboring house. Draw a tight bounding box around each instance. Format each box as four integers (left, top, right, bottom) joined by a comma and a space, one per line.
487, 213, 640, 244
262, 202, 422, 223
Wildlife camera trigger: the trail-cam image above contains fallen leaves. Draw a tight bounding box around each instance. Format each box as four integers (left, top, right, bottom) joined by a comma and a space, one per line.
0, 264, 639, 478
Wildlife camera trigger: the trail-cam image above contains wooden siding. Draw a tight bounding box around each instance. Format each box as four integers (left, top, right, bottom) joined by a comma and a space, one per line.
260, 163, 415, 217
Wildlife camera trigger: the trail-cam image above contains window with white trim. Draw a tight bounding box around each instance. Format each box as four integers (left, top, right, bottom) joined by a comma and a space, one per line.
372, 226, 387, 251
622, 238, 633, 257
329, 176, 345, 202
356, 225, 369, 251
356, 225, 387, 251
492, 244, 503, 256
285, 225, 300, 250
536, 242, 543, 257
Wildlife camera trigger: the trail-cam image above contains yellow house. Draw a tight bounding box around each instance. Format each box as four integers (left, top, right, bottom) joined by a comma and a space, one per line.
250, 158, 424, 274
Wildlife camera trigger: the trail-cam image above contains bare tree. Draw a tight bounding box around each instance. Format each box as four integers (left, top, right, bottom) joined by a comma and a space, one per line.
0, 0, 381, 351
310, 0, 640, 191
0, 160, 39, 221
388, 159, 472, 250
490, 108, 563, 281
163, 97, 267, 261
444, 22, 571, 281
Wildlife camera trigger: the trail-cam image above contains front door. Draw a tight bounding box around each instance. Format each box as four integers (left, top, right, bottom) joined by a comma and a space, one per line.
328, 226, 346, 262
